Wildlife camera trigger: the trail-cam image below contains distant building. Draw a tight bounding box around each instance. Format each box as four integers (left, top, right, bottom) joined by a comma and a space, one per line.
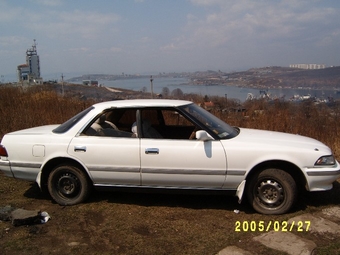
82, 80, 99, 86
289, 64, 326, 70
17, 39, 43, 84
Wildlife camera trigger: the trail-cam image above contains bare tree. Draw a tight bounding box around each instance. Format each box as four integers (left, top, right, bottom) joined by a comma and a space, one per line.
162, 87, 170, 98
171, 88, 184, 99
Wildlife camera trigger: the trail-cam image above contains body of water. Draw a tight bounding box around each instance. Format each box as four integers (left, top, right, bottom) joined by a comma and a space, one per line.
99, 77, 340, 102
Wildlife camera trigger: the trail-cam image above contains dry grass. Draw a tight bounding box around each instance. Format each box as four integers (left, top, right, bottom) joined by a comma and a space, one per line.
0, 85, 94, 137
1, 85, 339, 159
1, 84, 339, 172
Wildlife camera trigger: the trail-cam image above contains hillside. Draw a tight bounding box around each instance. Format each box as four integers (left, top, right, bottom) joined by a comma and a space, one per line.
224, 66, 340, 90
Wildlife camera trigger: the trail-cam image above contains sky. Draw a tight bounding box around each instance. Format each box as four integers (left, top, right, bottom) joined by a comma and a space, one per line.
1, 0, 340, 81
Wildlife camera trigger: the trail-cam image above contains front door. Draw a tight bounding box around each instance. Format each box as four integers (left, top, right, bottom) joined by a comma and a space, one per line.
140, 138, 227, 188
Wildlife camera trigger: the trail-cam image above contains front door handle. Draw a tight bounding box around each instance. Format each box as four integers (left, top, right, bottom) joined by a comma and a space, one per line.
74, 146, 86, 152
145, 148, 159, 154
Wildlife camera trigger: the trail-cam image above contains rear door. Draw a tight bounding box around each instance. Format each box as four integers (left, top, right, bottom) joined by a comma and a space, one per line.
68, 108, 141, 186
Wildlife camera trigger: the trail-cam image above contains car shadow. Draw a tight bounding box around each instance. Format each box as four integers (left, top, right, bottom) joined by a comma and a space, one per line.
23, 182, 51, 201
89, 188, 254, 213
294, 180, 340, 211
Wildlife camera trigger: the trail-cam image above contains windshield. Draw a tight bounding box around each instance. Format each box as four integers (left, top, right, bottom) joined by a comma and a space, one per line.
180, 103, 239, 139
53, 106, 94, 134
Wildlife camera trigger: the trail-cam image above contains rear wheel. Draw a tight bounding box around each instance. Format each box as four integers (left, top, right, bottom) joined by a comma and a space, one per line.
247, 168, 297, 214
48, 165, 91, 205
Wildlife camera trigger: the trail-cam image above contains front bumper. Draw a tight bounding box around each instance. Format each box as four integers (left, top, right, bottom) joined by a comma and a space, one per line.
305, 161, 340, 191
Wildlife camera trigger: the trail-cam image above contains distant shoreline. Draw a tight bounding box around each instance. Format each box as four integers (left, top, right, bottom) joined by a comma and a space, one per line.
67, 66, 340, 92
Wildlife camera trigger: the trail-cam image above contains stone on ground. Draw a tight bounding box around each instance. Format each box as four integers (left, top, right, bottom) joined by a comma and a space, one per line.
0, 205, 16, 221
216, 245, 253, 255
288, 213, 340, 236
11, 208, 41, 226
253, 231, 316, 255
321, 206, 340, 219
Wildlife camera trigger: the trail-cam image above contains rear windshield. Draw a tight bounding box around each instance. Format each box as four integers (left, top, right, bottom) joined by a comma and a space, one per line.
53, 106, 94, 134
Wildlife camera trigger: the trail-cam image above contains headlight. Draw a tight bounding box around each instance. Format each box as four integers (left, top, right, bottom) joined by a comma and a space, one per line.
315, 155, 336, 166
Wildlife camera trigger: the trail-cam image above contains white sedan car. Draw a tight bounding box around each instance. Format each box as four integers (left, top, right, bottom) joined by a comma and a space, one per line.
0, 99, 339, 214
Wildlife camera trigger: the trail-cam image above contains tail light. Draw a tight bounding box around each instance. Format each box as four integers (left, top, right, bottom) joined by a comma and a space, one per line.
0, 145, 8, 157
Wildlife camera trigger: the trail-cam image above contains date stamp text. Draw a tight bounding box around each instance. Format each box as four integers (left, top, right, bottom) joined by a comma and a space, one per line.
235, 220, 311, 232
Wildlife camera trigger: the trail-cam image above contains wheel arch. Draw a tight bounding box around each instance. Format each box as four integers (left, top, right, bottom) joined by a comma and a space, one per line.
245, 160, 307, 191
39, 157, 92, 192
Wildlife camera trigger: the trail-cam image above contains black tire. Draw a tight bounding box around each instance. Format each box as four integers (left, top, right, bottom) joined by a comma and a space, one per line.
48, 165, 91, 206
247, 168, 297, 215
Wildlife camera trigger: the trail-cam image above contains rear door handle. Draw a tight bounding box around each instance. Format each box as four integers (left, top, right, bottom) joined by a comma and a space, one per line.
145, 148, 159, 154
74, 146, 86, 152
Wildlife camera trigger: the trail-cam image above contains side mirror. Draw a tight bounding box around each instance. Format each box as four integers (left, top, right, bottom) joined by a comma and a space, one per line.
196, 130, 213, 141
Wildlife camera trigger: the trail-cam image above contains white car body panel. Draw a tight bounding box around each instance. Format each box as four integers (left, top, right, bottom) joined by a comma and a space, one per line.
68, 136, 140, 186
0, 99, 339, 213
222, 128, 337, 191
140, 138, 227, 188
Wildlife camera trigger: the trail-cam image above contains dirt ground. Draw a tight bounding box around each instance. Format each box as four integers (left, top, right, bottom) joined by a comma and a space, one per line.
1, 173, 340, 255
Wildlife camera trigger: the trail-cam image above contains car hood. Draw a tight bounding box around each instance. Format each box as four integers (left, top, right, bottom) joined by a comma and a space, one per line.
6, 125, 60, 136
229, 128, 330, 153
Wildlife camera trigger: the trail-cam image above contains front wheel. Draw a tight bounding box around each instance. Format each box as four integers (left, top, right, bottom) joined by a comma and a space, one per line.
247, 168, 297, 214
48, 165, 91, 205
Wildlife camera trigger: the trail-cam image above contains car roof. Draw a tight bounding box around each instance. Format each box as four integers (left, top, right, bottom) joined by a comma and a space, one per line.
92, 99, 193, 110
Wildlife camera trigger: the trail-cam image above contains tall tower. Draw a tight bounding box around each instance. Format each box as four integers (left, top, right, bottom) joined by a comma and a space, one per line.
26, 39, 40, 79
17, 39, 43, 84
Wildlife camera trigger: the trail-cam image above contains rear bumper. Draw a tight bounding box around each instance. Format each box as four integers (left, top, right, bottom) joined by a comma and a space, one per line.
0, 159, 41, 181
0, 159, 14, 178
